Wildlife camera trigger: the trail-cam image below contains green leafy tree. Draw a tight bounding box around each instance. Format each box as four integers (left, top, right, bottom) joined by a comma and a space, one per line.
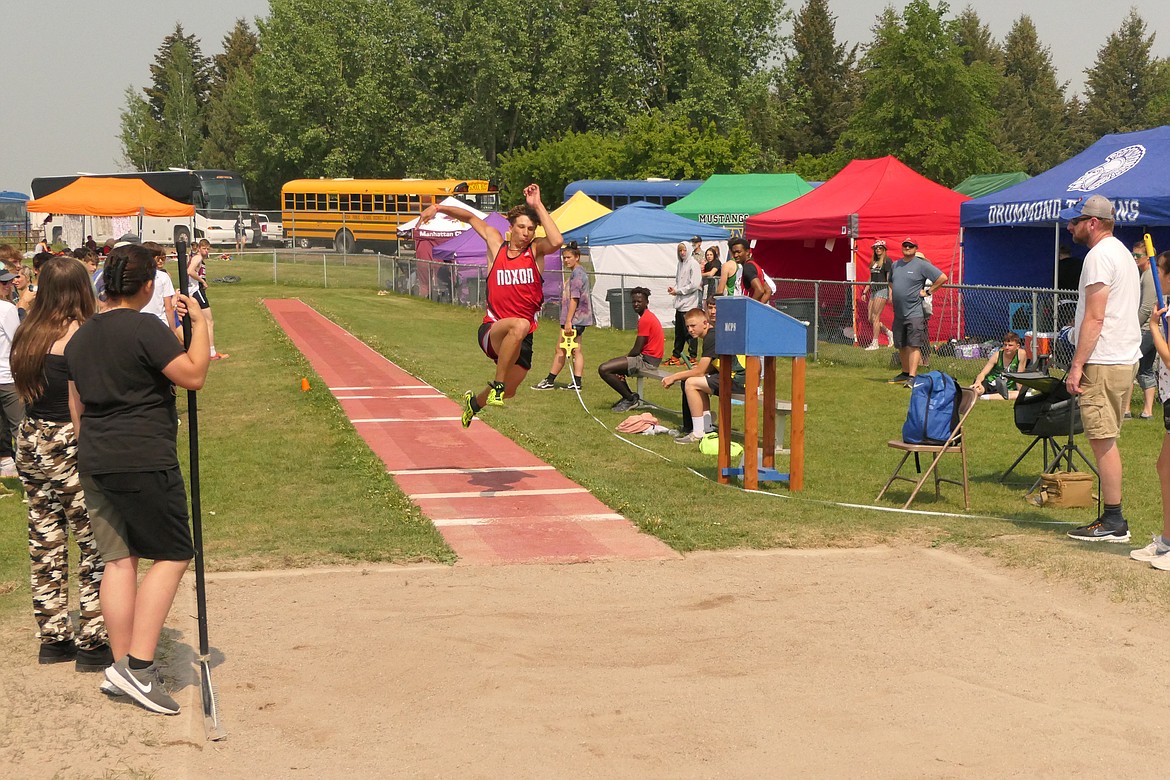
997, 15, 1070, 174
1081, 9, 1170, 137
245, 0, 485, 203
496, 131, 622, 204
158, 47, 206, 168
118, 87, 166, 171
837, 0, 1006, 185
774, 0, 858, 160
497, 109, 761, 204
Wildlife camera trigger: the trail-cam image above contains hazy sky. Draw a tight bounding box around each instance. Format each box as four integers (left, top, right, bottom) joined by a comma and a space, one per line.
7, 0, 1170, 200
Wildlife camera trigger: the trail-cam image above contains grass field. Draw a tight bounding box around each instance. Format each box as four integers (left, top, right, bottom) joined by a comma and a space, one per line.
3, 256, 1170, 623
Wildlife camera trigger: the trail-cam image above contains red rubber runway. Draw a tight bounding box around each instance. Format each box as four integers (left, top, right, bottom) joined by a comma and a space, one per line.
265, 299, 678, 565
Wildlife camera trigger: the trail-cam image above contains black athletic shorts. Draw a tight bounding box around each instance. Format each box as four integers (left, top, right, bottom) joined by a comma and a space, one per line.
192, 285, 210, 309
477, 322, 534, 370
83, 469, 194, 562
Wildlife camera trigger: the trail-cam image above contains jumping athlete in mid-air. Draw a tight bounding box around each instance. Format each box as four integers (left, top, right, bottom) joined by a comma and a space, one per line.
418, 184, 562, 427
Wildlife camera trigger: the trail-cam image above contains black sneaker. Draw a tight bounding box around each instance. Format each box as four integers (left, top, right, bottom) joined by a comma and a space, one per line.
1067, 518, 1131, 543
903, 375, 918, 388
38, 639, 77, 665
888, 372, 911, 384
76, 643, 114, 673
612, 395, 641, 413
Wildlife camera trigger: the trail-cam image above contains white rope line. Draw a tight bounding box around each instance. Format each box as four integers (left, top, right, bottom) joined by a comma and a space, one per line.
563, 382, 1076, 527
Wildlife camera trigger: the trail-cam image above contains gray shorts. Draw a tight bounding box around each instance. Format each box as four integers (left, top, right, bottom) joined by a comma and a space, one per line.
892, 316, 927, 349
626, 354, 662, 376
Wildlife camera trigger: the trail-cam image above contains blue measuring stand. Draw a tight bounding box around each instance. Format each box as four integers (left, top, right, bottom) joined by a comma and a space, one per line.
713, 296, 808, 491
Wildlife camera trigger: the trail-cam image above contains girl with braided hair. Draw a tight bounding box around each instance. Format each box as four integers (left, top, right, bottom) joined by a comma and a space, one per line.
65, 243, 210, 715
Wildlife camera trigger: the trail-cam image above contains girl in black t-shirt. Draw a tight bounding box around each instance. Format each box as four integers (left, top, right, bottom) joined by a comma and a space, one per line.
11, 256, 108, 671
862, 240, 895, 350
701, 246, 721, 300
65, 244, 210, 715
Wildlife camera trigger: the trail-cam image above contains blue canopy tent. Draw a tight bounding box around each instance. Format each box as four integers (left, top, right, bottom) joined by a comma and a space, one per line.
962, 126, 1170, 289
563, 202, 730, 327
0, 191, 30, 240
960, 126, 1170, 339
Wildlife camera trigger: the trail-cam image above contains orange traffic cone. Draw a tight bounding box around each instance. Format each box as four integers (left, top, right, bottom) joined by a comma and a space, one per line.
300, 378, 311, 392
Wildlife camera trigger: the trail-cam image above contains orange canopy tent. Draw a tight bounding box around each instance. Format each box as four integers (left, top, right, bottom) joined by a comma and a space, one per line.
27, 177, 194, 217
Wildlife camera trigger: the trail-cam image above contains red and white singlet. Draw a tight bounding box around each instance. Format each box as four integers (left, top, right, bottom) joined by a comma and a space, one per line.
484, 242, 544, 332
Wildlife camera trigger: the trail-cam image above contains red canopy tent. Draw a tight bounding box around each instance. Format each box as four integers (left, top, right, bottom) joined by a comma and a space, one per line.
745, 156, 969, 342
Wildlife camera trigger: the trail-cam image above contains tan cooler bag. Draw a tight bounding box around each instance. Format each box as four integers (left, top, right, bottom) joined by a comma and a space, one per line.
1030, 471, 1095, 508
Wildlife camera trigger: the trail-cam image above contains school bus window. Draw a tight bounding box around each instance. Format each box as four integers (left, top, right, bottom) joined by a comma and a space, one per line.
408, 195, 420, 213
420, 195, 434, 207
328, 194, 339, 211
373, 194, 384, 212
392, 195, 405, 212
294, 193, 305, 209
362, 194, 372, 212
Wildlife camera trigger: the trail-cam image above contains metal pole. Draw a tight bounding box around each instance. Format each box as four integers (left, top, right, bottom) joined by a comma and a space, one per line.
1031, 289, 1039, 344
272, 249, 277, 284
812, 281, 820, 361
323, 252, 328, 288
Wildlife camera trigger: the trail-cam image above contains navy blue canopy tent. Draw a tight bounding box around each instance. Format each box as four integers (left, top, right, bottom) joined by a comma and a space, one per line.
961, 126, 1170, 290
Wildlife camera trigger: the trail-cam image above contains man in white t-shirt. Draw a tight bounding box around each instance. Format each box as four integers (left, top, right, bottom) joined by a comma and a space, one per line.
1061, 194, 1141, 543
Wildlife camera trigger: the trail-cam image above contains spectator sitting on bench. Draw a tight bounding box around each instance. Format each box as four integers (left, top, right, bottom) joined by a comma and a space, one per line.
664, 305, 747, 444
971, 331, 1029, 399
598, 287, 664, 412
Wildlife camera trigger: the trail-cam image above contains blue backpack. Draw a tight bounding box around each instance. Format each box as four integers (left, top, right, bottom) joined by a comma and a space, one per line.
902, 371, 961, 445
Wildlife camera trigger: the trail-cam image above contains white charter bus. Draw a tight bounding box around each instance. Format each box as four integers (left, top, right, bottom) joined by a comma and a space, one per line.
30, 169, 255, 247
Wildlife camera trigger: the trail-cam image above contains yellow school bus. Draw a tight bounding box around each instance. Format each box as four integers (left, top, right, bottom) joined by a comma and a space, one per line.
281, 178, 498, 253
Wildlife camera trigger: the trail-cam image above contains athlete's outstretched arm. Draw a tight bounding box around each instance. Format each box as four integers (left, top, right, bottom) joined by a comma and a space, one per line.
419, 203, 504, 260
525, 184, 563, 257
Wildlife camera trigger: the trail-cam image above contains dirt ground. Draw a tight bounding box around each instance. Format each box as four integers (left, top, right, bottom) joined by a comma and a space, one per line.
3, 545, 1169, 779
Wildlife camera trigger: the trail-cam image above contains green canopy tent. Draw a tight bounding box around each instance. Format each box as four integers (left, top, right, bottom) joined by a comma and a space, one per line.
665, 173, 813, 237
953, 172, 1030, 199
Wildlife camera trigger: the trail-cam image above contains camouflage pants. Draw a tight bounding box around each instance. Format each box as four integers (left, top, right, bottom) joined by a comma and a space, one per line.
18, 417, 106, 649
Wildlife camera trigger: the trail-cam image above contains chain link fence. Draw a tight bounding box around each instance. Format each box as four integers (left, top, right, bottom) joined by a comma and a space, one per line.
234, 249, 1079, 381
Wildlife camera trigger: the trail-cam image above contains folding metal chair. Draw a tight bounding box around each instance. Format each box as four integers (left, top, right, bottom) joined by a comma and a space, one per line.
876, 387, 979, 509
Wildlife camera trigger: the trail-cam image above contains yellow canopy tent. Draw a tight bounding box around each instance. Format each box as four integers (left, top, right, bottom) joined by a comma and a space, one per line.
27, 177, 195, 217
536, 190, 612, 237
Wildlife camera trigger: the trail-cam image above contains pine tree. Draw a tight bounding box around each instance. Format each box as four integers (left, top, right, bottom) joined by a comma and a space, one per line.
776, 0, 859, 159
997, 15, 1070, 174
1082, 10, 1170, 137
201, 19, 261, 172
837, 0, 1006, 185
209, 19, 259, 104
952, 5, 1001, 67
145, 24, 213, 123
